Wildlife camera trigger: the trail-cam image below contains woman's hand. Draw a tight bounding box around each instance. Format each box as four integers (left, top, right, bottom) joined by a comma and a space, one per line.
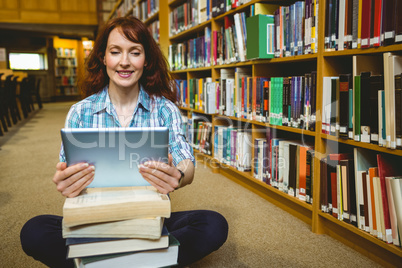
52, 162, 95, 198
139, 154, 182, 194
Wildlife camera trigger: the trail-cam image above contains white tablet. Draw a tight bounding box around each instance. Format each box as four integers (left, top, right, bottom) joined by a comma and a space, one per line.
61, 127, 169, 188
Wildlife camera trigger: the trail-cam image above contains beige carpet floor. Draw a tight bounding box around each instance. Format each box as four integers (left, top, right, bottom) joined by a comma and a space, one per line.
0, 102, 381, 267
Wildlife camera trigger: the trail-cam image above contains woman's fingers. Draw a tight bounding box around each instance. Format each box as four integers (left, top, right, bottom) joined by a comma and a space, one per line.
140, 169, 174, 194
53, 162, 95, 197
139, 161, 180, 193
63, 171, 95, 198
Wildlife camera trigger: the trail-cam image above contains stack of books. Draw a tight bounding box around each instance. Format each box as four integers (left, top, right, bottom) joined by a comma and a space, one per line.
62, 186, 179, 268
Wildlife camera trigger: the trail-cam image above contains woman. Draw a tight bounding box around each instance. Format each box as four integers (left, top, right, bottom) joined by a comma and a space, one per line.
20, 16, 228, 267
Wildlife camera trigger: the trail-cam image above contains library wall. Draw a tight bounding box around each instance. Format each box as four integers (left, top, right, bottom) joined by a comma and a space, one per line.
0, 30, 54, 101
0, 32, 88, 101
0, 0, 97, 25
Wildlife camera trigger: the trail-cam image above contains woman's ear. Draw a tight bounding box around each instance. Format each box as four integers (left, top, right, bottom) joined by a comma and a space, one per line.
103, 56, 106, 65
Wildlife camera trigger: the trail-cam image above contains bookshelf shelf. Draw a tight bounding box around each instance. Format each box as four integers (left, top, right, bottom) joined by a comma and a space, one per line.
107, 0, 124, 21
173, 54, 319, 73
268, 54, 318, 63
124, 8, 134, 17
54, 47, 78, 97
214, 158, 313, 225
144, 11, 158, 24
168, 0, 187, 8
323, 44, 402, 57
213, 61, 253, 69
318, 211, 402, 258
214, 0, 258, 20
181, 66, 213, 72
221, 160, 313, 211
210, 54, 318, 69
179, 106, 191, 111
321, 134, 402, 156
169, 20, 212, 41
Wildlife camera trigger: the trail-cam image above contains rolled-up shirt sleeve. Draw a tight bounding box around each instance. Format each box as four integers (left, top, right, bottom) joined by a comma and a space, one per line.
59, 104, 82, 162
159, 102, 195, 167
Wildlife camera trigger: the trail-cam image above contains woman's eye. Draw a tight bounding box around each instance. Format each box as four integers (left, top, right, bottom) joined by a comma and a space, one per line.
131, 52, 141, 56
111, 51, 119, 55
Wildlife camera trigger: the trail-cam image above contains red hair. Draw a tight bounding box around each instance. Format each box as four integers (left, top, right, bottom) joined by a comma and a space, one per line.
79, 16, 177, 103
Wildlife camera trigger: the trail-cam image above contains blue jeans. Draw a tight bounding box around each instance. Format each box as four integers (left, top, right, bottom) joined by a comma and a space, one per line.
20, 210, 228, 268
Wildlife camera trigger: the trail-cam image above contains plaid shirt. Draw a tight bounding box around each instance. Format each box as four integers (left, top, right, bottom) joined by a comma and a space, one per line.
59, 85, 194, 166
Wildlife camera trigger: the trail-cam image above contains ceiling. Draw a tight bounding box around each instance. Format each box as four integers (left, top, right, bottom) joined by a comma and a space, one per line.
0, 22, 98, 39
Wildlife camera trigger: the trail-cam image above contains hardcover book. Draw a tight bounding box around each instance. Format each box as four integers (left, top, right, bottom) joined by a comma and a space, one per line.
339, 74, 351, 138
359, 72, 371, 143
390, 178, 402, 247
67, 227, 169, 258
376, 154, 402, 243
62, 217, 163, 239
353, 147, 377, 230
368, 74, 383, 144
382, 0, 396, 46
246, 14, 275, 59
73, 234, 179, 268
360, 0, 371, 48
385, 177, 400, 246
368, 167, 379, 237
63, 187, 171, 228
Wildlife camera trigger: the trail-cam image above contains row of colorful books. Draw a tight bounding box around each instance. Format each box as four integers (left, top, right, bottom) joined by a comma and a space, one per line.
186, 116, 213, 156
169, 11, 246, 68
272, 0, 319, 58
324, 0, 402, 51
169, 0, 211, 37
253, 135, 315, 203
62, 187, 178, 267
55, 58, 77, 67
114, 0, 133, 18
186, 122, 316, 204
55, 68, 77, 77
170, 0, 254, 37
320, 147, 402, 247
132, 0, 159, 21
169, 26, 211, 71
170, 1, 319, 67
55, 47, 76, 58
56, 86, 79, 96
212, 0, 252, 18
322, 53, 402, 149
213, 125, 253, 172
176, 69, 317, 132
56, 76, 76, 86
148, 19, 160, 43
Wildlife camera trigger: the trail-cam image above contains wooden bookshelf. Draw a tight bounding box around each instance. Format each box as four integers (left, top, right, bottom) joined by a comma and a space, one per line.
54, 47, 79, 98
105, 0, 402, 266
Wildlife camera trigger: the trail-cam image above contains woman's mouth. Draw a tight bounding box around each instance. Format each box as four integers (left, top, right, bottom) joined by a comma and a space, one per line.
117, 71, 134, 77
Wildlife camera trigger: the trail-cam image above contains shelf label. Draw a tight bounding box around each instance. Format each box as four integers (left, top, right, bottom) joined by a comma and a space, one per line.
397, 138, 402, 147
361, 134, 370, 143
371, 134, 378, 142
385, 31, 395, 39
391, 141, 396, 149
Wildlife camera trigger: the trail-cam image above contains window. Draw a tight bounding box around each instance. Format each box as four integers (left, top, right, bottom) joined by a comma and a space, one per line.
9, 53, 47, 70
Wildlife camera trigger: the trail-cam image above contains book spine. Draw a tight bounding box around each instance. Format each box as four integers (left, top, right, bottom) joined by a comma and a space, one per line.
339, 74, 350, 138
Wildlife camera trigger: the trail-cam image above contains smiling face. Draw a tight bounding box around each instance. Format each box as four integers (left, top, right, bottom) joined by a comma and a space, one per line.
103, 27, 146, 92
